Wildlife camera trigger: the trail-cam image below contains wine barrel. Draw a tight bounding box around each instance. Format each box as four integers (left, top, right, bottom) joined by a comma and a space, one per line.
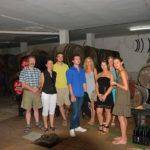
132, 85, 149, 108
52, 44, 68, 62
30, 49, 50, 71
146, 53, 150, 64
0, 55, 5, 70
52, 44, 85, 67
138, 64, 150, 89
129, 79, 136, 99
2, 54, 19, 72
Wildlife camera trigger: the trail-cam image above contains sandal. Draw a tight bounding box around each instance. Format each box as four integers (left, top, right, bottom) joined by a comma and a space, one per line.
98, 125, 103, 132
35, 122, 43, 129
102, 124, 109, 133
111, 122, 115, 127
43, 127, 49, 133
50, 126, 56, 131
24, 125, 31, 133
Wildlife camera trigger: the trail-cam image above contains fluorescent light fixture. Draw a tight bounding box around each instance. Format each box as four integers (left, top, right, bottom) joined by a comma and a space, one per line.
0, 30, 58, 35
129, 25, 150, 31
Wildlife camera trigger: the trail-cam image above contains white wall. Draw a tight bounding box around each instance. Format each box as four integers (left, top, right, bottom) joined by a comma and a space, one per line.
72, 34, 150, 81
94, 34, 150, 80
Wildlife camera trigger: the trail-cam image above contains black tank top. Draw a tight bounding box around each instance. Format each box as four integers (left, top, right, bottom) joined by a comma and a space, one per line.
42, 70, 57, 94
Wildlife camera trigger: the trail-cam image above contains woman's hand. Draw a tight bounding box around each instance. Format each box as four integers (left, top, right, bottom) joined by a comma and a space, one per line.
98, 93, 103, 101
111, 81, 117, 86
101, 94, 107, 101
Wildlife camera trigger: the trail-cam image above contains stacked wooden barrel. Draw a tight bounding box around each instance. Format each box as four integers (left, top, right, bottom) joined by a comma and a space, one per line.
132, 61, 150, 108
52, 44, 120, 71
0, 43, 120, 95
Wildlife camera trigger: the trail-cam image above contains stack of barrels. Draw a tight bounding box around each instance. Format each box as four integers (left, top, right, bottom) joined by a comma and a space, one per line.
0, 43, 120, 96
132, 60, 150, 109
52, 44, 119, 71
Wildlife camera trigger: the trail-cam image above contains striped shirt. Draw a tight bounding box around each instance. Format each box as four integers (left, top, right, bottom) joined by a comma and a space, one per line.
19, 67, 41, 87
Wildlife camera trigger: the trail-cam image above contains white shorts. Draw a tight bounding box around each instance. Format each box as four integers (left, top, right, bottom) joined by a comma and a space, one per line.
41, 92, 57, 116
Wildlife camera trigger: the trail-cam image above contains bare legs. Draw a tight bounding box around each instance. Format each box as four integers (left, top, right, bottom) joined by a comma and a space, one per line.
113, 116, 127, 144
24, 108, 40, 133
33, 108, 39, 123
105, 109, 111, 125
26, 109, 31, 125
97, 108, 111, 132
88, 101, 95, 125
97, 108, 103, 126
49, 114, 55, 128
43, 116, 48, 129
59, 105, 70, 121
59, 105, 70, 126
25, 109, 40, 125
43, 114, 55, 130
111, 115, 116, 126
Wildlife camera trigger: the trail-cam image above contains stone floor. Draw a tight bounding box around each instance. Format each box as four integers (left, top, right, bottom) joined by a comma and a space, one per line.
0, 96, 149, 150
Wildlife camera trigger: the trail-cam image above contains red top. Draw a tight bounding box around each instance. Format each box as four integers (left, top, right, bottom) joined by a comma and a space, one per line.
13, 80, 23, 95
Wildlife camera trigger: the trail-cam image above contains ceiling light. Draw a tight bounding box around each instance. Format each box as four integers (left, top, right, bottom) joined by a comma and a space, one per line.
129, 25, 150, 31
0, 30, 58, 35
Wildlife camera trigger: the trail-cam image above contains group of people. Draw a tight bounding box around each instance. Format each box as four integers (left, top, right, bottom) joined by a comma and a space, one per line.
19, 52, 131, 145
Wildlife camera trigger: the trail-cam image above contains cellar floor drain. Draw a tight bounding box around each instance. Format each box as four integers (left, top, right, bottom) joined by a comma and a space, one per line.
34, 133, 62, 148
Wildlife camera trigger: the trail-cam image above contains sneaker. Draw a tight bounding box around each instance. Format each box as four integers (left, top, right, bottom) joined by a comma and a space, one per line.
70, 129, 76, 137
75, 126, 87, 132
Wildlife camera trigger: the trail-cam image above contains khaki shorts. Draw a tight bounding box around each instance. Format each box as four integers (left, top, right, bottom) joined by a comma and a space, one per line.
56, 88, 70, 106
89, 90, 97, 102
21, 90, 42, 110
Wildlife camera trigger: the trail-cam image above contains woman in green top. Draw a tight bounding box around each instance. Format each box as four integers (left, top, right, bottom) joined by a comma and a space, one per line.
111, 57, 131, 145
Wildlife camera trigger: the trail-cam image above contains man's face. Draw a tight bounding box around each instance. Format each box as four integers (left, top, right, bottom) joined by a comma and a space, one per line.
28, 57, 36, 68
56, 54, 63, 62
73, 56, 81, 65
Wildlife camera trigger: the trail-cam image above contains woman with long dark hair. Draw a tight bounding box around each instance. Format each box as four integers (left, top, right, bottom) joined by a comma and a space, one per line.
111, 57, 131, 144
96, 60, 114, 133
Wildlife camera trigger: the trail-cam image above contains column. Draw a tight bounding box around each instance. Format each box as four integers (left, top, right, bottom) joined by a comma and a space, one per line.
59, 30, 69, 44
20, 42, 28, 52
86, 33, 95, 47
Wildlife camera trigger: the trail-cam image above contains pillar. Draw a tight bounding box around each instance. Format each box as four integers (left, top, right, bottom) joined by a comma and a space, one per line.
86, 33, 95, 47
59, 30, 69, 44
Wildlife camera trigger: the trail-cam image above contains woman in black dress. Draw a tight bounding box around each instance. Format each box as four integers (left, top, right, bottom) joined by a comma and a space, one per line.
96, 60, 114, 133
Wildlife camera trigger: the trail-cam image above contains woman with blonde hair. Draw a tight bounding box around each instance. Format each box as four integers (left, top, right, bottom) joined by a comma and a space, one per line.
84, 57, 97, 125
